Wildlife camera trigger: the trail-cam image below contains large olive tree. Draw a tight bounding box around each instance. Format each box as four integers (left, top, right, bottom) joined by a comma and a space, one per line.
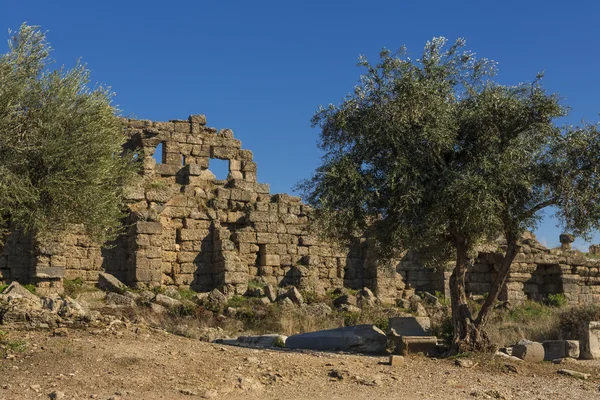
0, 24, 138, 247
299, 38, 600, 351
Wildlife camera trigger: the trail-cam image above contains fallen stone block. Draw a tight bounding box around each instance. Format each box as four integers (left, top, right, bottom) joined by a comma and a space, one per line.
398, 336, 438, 356
97, 272, 127, 294
557, 369, 590, 380
387, 316, 431, 337
2, 282, 40, 304
106, 292, 135, 307
512, 339, 544, 362
580, 321, 600, 360
286, 325, 387, 354
235, 334, 287, 348
154, 293, 183, 309
542, 340, 580, 361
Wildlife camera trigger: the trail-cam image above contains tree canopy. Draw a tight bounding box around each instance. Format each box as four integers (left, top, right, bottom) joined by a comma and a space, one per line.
0, 23, 138, 245
299, 37, 600, 350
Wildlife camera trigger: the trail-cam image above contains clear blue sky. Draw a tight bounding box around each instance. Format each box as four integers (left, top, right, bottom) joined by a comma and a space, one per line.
3, 0, 600, 249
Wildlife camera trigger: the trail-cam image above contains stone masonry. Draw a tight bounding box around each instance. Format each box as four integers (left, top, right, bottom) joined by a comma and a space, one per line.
1, 114, 600, 305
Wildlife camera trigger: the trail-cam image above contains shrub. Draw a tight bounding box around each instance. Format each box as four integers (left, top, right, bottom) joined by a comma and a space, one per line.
63, 278, 85, 297
545, 293, 567, 308
557, 304, 600, 340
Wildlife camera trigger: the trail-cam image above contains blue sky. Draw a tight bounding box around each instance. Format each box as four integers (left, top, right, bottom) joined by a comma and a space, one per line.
3, 0, 600, 249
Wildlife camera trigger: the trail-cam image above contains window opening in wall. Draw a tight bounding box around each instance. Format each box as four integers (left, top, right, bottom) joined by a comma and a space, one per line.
154, 142, 164, 164
208, 158, 229, 180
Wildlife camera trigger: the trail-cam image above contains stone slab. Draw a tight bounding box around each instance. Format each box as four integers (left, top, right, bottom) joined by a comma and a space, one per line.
388, 316, 431, 337
286, 325, 387, 354
580, 321, 600, 360
398, 336, 438, 356
543, 340, 580, 361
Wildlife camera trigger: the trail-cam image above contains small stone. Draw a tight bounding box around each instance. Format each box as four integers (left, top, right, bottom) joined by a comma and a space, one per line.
201, 389, 218, 398
557, 369, 591, 380
389, 355, 404, 366
455, 358, 474, 368
52, 328, 68, 337
49, 391, 65, 399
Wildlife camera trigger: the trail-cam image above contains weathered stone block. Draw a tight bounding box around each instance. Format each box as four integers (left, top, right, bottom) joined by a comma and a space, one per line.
136, 222, 163, 235
543, 340, 580, 361
398, 336, 438, 356
580, 321, 600, 359
388, 317, 431, 337
286, 325, 387, 354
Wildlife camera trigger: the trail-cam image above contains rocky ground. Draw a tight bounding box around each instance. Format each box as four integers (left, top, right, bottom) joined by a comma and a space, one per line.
1, 325, 600, 400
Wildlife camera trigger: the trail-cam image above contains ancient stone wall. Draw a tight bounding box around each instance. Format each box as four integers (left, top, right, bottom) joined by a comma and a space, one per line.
0, 115, 392, 298
1, 113, 599, 305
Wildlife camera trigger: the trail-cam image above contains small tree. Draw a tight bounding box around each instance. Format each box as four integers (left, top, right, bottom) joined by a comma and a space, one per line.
299, 37, 600, 351
0, 24, 138, 247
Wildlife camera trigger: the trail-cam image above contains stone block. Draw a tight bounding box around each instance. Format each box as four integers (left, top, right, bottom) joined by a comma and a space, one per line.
513, 339, 545, 362
388, 317, 431, 336
188, 114, 207, 125
260, 254, 281, 266
580, 321, 600, 359
34, 266, 65, 279
543, 340, 580, 361
398, 336, 438, 356
136, 221, 163, 234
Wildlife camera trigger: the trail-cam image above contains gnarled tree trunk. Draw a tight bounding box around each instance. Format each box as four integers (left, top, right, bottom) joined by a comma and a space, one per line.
449, 235, 521, 353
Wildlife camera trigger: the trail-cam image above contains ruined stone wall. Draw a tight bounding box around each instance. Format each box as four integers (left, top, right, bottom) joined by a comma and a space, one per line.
2, 113, 600, 305
0, 115, 389, 298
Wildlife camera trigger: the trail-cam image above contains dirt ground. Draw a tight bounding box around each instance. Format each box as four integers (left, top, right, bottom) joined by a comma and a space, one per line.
1, 323, 600, 400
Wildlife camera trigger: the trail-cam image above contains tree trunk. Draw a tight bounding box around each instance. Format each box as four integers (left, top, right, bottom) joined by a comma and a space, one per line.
449, 239, 487, 352
474, 235, 520, 328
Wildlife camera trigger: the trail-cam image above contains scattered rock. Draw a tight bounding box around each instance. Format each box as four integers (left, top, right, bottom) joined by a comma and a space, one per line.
328, 369, 348, 380
206, 289, 227, 311
455, 358, 475, 368
333, 294, 356, 308
97, 272, 127, 294
49, 391, 65, 399
2, 282, 40, 304
106, 292, 135, 307
53, 328, 68, 337
163, 287, 182, 300
557, 369, 590, 380
154, 294, 183, 309
149, 303, 167, 314
552, 357, 579, 365
264, 284, 277, 303
389, 355, 404, 367
285, 287, 303, 306
357, 287, 376, 307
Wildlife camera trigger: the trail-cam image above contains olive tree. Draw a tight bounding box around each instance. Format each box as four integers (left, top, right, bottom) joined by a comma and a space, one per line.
298, 37, 600, 351
0, 24, 138, 247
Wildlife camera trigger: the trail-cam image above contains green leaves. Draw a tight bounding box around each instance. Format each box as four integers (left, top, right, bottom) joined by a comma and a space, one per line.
300, 36, 600, 263
0, 24, 139, 245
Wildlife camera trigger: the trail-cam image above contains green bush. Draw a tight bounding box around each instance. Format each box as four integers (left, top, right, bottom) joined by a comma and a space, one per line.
23, 284, 36, 294
557, 304, 600, 340
63, 278, 85, 297
545, 293, 567, 308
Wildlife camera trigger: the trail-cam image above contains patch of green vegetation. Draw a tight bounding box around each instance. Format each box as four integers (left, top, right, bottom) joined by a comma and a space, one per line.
63, 278, 85, 297
448, 351, 473, 359
226, 295, 251, 308
300, 289, 319, 305
0, 330, 27, 355
434, 291, 451, 307
247, 280, 266, 290
507, 300, 553, 321
342, 311, 360, 327
177, 288, 197, 301
0, 284, 7, 294
545, 293, 567, 308
23, 284, 36, 294
146, 179, 169, 190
